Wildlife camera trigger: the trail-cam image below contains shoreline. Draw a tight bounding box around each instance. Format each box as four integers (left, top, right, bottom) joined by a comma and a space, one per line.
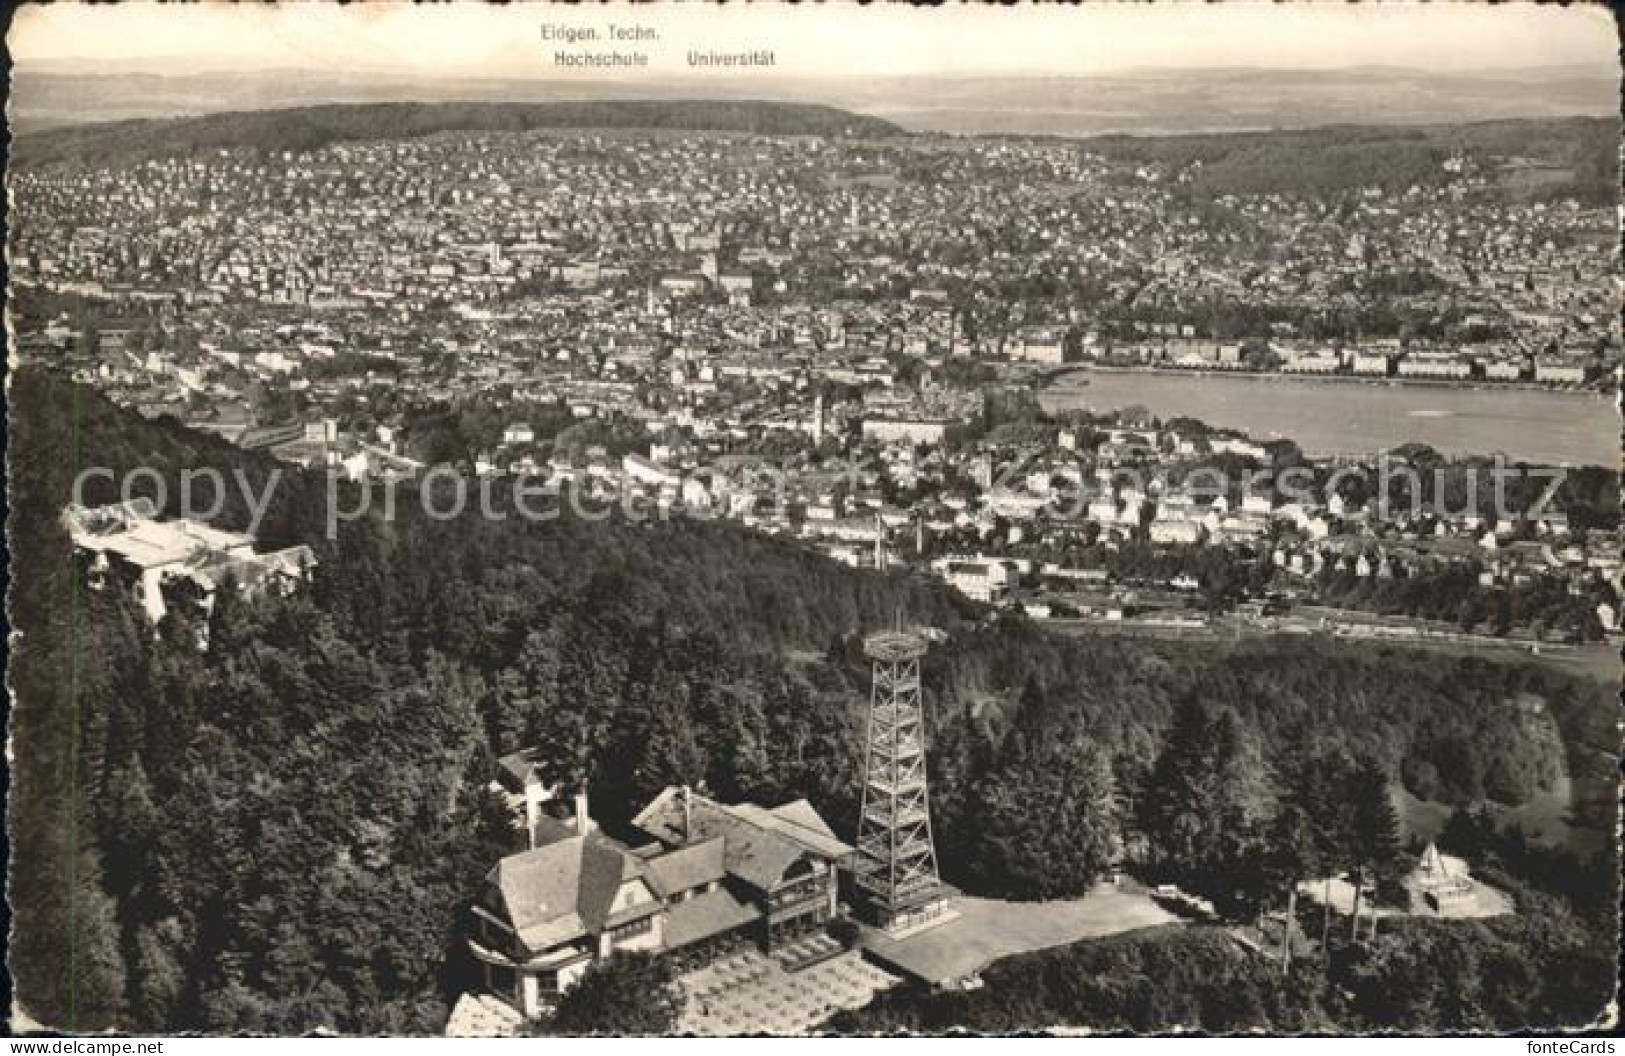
1044, 364, 1615, 398
1035, 362, 1619, 466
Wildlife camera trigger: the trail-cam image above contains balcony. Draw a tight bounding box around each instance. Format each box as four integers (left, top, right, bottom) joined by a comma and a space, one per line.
765, 881, 828, 919
466, 935, 520, 969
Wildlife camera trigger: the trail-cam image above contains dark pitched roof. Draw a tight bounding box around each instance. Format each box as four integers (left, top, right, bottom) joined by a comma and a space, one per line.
739, 799, 852, 859
632, 787, 850, 892
662, 887, 759, 950
486, 832, 654, 953
642, 837, 727, 899
529, 814, 580, 850
495, 749, 543, 793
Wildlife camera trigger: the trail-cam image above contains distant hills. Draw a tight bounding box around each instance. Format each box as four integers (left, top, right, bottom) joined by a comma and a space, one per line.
837, 65, 1621, 137
13, 96, 1616, 207
1081, 117, 1619, 205
10, 66, 1618, 206
11, 64, 1618, 138
10, 100, 905, 168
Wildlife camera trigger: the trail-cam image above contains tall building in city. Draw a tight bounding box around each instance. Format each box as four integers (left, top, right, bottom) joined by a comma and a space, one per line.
853, 629, 956, 934
972, 453, 994, 490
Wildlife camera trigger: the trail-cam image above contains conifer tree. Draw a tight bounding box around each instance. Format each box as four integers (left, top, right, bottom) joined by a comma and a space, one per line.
544, 954, 682, 1035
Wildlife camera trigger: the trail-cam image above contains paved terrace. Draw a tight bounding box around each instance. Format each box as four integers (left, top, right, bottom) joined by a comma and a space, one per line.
1300, 862, 1515, 923
677, 946, 902, 1036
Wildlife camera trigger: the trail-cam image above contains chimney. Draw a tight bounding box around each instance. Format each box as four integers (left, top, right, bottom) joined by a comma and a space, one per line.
523, 774, 545, 849
679, 784, 693, 843
574, 789, 594, 836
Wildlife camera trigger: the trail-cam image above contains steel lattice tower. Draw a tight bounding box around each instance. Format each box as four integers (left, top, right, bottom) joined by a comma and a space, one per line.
853, 630, 955, 931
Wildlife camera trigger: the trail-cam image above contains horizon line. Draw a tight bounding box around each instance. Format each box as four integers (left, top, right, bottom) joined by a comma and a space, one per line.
15, 59, 1622, 79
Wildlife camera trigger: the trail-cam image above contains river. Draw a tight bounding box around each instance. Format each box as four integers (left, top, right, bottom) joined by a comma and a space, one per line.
1041, 370, 1619, 467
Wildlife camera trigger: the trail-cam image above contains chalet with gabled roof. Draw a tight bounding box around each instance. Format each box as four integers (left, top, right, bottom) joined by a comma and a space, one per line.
468, 783, 850, 1019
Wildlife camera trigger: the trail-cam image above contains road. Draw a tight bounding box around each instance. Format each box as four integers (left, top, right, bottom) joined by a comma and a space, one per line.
1039, 611, 1621, 681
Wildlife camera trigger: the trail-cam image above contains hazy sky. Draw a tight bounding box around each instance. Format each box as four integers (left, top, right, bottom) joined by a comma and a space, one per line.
9, 1, 1618, 78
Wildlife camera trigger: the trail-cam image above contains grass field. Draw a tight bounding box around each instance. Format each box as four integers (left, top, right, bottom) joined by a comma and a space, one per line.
1043, 618, 1623, 685
1395, 777, 1609, 858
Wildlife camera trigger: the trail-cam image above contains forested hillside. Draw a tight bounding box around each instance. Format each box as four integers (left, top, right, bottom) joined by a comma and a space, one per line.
1085, 117, 1619, 204
11, 100, 904, 169
8, 369, 1616, 1032
833, 902, 1616, 1034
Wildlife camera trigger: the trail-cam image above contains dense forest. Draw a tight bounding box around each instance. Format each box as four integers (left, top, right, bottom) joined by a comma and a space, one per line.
840, 737, 1619, 1032
832, 899, 1615, 1034
12, 100, 905, 169
9, 369, 1617, 1033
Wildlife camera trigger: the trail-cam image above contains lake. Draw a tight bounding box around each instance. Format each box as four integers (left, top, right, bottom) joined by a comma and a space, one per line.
1041, 370, 1619, 467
